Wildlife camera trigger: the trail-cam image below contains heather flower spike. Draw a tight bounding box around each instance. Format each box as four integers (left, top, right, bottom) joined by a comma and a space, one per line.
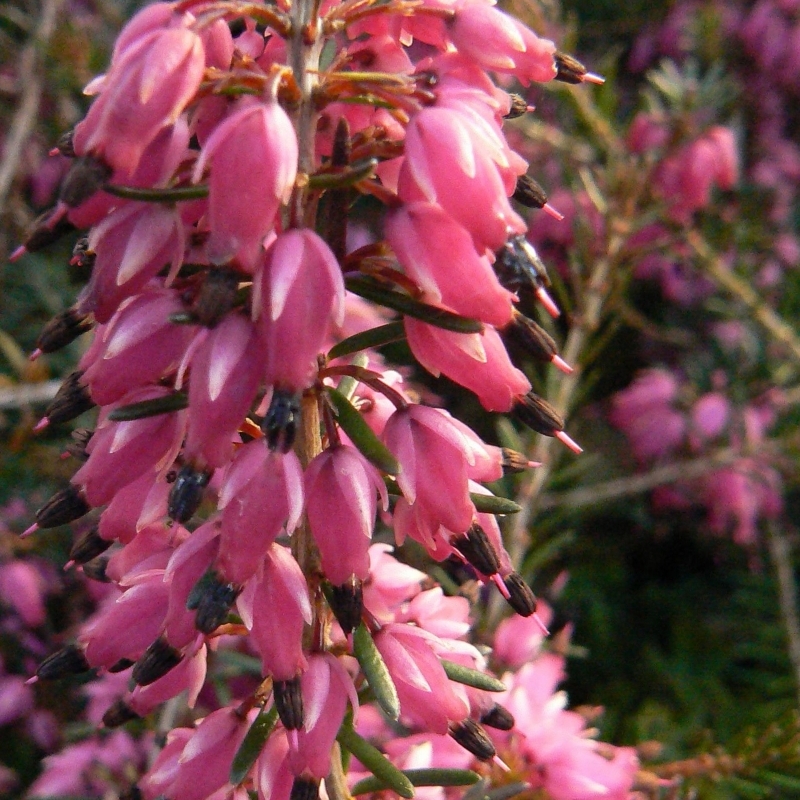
12, 0, 614, 796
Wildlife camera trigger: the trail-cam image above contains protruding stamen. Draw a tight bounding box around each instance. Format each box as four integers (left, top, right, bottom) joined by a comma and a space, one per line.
551, 355, 573, 374
542, 202, 565, 221
555, 430, 583, 453
536, 286, 561, 318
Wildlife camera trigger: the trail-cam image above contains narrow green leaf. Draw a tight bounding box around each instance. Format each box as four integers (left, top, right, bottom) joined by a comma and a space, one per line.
461, 777, 489, 800
440, 660, 506, 693
752, 769, 800, 792
327, 387, 400, 475
469, 493, 522, 515
337, 724, 415, 799
353, 623, 400, 721
230, 705, 278, 785
721, 775, 771, 800
351, 769, 480, 795
328, 321, 406, 361
484, 782, 531, 800
308, 158, 379, 189
104, 184, 209, 202
345, 276, 483, 334
108, 392, 188, 422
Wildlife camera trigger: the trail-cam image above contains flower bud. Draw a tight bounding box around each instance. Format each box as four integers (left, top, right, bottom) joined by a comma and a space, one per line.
449, 718, 496, 761
451, 523, 500, 576
167, 464, 212, 523
102, 698, 141, 728
132, 637, 183, 686
274, 676, 304, 731
41, 370, 95, 426
35, 308, 93, 356
36, 644, 91, 680
35, 485, 91, 529
502, 572, 538, 617
69, 525, 111, 564
480, 703, 515, 731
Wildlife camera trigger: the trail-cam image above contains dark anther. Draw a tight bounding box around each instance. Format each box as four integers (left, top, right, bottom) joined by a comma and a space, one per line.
167, 464, 212, 523
192, 267, 241, 328
69, 525, 111, 565
36, 308, 93, 355
554, 51, 588, 84
494, 235, 551, 294
59, 156, 113, 208
22, 209, 75, 253
512, 391, 564, 437
109, 658, 135, 673
43, 370, 95, 426
290, 777, 319, 800
35, 485, 91, 529
502, 572, 538, 617
189, 571, 240, 634
132, 637, 183, 686
503, 311, 558, 363
65, 428, 93, 461
328, 578, 363, 636
480, 703, 515, 731
82, 555, 110, 583
36, 644, 91, 680
500, 447, 531, 475
451, 523, 500, 577
274, 676, 304, 731
504, 93, 529, 119
55, 129, 76, 158
102, 698, 141, 728
449, 719, 496, 761
70, 237, 96, 270
262, 390, 301, 453
512, 174, 549, 209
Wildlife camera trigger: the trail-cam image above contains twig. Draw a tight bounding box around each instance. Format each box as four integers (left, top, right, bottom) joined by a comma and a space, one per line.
766, 520, 800, 707
538, 447, 740, 511
0, 379, 60, 409
0, 0, 62, 214
687, 230, 800, 368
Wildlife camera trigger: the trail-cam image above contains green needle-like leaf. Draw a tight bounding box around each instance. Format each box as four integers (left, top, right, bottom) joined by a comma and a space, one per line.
327, 387, 400, 475
351, 769, 480, 795
230, 705, 278, 785
440, 660, 506, 692
103, 184, 209, 202
353, 623, 400, 720
337, 723, 414, 799
108, 392, 188, 421
469, 493, 522, 515
345, 276, 483, 334
328, 321, 406, 361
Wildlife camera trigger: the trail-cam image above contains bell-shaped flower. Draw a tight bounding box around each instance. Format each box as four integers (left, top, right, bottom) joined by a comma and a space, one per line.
72, 386, 186, 507
447, 0, 557, 85
237, 544, 312, 682
399, 106, 525, 251
405, 319, 531, 412
374, 623, 468, 734
83, 204, 185, 323
217, 444, 304, 585
193, 98, 297, 272
305, 444, 388, 585
255, 730, 293, 800
75, 25, 205, 176
258, 229, 345, 392
98, 469, 170, 545
386, 202, 516, 327
383, 404, 476, 535
288, 653, 359, 780
152, 705, 256, 800
83, 288, 195, 405
184, 314, 267, 469
362, 544, 426, 624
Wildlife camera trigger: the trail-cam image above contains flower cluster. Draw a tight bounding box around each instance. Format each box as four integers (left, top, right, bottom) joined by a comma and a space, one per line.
12, 0, 638, 798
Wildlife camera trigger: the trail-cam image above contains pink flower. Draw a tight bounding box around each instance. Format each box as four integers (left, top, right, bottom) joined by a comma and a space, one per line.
193, 99, 298, 272
305, 444, 388, 585
0, 560, 48, 627
386, 202, 516, 327
404, 319, 530, 412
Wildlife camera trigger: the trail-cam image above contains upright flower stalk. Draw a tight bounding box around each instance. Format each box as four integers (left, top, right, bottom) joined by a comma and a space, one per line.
17, 0, 640, 798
